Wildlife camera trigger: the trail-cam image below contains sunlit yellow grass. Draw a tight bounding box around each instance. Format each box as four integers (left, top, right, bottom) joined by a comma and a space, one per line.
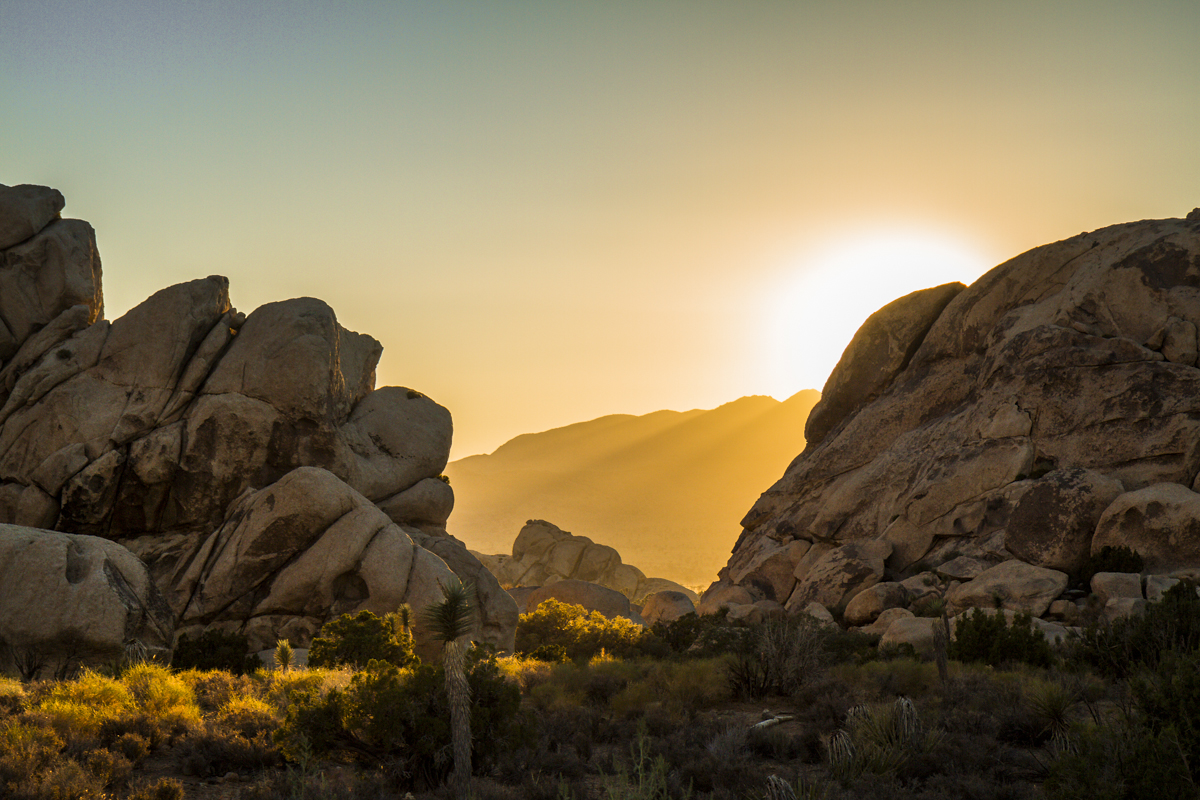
34, 670, 134, 738
495, 654, 553, 692
177, 668, 257, 713
516, 654, 733, 717
0, 674, 25, 706
217, 693, 278, 738
120, 662, 202, 732
262, 666, 353, 713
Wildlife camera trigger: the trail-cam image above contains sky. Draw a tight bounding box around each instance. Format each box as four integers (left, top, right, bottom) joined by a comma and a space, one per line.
3, 1, 1198, 459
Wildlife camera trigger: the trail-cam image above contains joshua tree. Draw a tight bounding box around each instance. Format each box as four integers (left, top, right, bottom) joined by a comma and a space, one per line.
424, 580, 475, 799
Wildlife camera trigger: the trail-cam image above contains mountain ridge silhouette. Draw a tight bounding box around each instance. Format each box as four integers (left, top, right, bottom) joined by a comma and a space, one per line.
445, 390, 820, 588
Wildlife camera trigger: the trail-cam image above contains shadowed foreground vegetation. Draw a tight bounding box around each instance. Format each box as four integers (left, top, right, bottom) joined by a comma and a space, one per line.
5, 585, 1200, 799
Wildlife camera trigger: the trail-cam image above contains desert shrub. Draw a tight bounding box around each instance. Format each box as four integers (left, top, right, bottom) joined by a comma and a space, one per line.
604, 721, 695, 799
746, 725, 813, 761
833, 658, 939, 700
495, 654, 555, 693
33, 670, 134, 740
112, 731, 150, 764
1068, 579, 1200, 678
276, 650, 524, 789
178, 720, 282, 777
609, 658, 731, 717
171, 629, 261, 675
823, 629, 883, 665
22, 758, 107, 800
217, 694, 277, 737
950, 609, 1053, 668
79, 746, 133, 791
0, 676, 25, 716
527, 643, 569, 662
728, 617, 831, 699
1045, 718, 1197, 800
177, 668, 257, 714
642, 610, 752, 659
1077, 545, 1144, 589
1127, 649, 1200, 781
263, 666, 352, 715
308, 610, 417, 669
127, 777, 186, 800
824, 697, 943, 785
516, 599, 647, 662
0, 720, 65, 790
120, 662, 202, 734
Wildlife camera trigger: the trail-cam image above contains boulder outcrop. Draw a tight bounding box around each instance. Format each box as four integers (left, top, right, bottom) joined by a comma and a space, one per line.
474, 520, 698, 605
0, 184, 516, 658
718, 210, 1200, 630
0, 525, 174, 677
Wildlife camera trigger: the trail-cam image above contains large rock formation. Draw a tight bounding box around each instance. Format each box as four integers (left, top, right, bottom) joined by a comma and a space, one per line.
715, 209, 1200, 631
0, 183, 516, 656
473, 519, 699, 605
0, 525, 175, 676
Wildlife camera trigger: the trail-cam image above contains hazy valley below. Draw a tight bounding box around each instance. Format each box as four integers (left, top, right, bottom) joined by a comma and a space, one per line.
445, 389, 821, 589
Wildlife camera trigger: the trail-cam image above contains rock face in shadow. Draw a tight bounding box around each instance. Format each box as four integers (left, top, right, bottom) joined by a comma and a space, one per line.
0, 183, 516, 657
717, 210, 1200, 629
0, 525, 175, 677
473, 519, 699, 606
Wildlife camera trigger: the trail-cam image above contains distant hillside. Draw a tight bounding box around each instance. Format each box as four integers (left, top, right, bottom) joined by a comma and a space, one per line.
444, 390, 820, 589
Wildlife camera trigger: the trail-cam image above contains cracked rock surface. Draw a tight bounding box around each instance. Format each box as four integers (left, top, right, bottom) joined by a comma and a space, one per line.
0, 183, 516, 667
715, 211, 1200, 626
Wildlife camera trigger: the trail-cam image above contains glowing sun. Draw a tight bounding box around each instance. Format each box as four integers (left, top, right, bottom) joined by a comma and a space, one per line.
762, 228, 995, 398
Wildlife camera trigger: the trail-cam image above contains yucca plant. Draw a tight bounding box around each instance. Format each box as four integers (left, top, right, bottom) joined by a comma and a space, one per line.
274, 639, 293, 671
825, 697, 942, 783
424, 579, 476, 800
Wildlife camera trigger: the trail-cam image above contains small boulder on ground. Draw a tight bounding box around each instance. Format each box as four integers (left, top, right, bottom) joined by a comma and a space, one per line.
946, 559, 1068, 617
698, 582, 755, 616
843, 581, 908, 626
879, 616, 938, 659
785, 540, 891, 617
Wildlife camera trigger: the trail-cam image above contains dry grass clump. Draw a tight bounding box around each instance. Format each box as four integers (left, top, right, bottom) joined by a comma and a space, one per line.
262, 665, 353, 713
30, 669, 135, 739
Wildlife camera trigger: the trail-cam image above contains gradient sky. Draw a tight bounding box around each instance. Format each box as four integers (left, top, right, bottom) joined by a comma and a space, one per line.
3, 1, 1197, 458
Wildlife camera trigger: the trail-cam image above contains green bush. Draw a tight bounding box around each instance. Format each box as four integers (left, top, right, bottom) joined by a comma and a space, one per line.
276, 650, 524, 789
307, 610, 418, 670
171, 629, 261, 675
1069, 579, 1200, 678
516, 599, 646, 662
950, 609, 1053, 668
1129, 649, 1200, 783
1045, 719, 1197, 800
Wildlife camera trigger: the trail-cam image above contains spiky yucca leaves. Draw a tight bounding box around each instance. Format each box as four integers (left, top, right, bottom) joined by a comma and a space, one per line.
394, 604, 414, 637
274, 639, 293, 671
825, 697, 943, 783
424, 580, 476, 800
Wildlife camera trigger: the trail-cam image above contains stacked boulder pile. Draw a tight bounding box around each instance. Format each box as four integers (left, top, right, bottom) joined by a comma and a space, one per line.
473, 520, 699, 624
0, 183, 516, 675
704, 209, 1200, 649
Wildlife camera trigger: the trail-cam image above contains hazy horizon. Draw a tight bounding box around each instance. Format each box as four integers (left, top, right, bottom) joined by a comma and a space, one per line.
4, 1, 1198, 458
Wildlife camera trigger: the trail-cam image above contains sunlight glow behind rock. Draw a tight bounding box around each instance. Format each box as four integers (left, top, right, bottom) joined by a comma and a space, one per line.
763, 229, 995, 398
